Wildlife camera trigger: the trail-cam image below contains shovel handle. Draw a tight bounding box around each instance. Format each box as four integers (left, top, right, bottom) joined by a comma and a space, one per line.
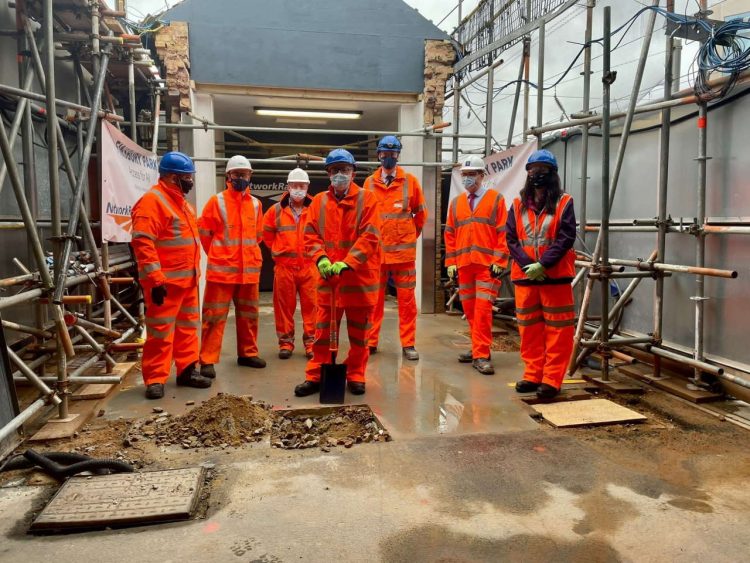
329, 279, 338, 354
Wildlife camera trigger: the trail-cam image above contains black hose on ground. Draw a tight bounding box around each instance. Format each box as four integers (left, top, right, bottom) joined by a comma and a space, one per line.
20, 449, 134, 480
0, 452, 96, 473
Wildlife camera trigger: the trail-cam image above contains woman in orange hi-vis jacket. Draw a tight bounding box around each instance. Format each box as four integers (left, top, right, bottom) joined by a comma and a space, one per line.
294, 149, 382, 398
131, 151, 207, 400
506, 149, 577, 400
444, 155, 509, 376
262, 168, 317, 360
197, 155, 265, 378
363, 135, 427, 361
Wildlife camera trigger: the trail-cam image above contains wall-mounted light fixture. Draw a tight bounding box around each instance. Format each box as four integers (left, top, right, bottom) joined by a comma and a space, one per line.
255, 107, 362, 120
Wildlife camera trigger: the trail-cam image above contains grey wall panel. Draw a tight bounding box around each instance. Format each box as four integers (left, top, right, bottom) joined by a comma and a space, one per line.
164, 0, 449, 93
549, 93, 750, 365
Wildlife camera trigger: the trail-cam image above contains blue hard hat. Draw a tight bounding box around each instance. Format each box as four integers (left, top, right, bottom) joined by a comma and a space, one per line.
159, 151, 196, 174
377, 135, 402, 152
324, 148, 356, 169
526, 149, 558, 171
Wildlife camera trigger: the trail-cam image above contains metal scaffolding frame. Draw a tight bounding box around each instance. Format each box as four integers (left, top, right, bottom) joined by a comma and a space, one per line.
446, 0, 750, 395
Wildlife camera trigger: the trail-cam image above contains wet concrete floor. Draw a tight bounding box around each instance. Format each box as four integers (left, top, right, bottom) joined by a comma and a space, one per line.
2, 297, 750, 562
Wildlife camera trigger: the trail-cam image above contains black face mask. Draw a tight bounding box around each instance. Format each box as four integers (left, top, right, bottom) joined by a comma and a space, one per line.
530, 172, 552, 188
177, 176, 194, 194
230, 178, 252, 192
380, 155, 398, 170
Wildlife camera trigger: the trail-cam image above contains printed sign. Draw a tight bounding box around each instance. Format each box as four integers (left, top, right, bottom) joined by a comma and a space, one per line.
100, 122, 158, 242
448, 141, 537, 208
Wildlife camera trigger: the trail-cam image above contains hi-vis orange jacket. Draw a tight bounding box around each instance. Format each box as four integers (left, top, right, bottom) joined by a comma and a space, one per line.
445, 189, 510, 269
262, 193, 313, 269
304, 183, 382, 308
363, 166, 427, 264
198, 186, 263, 284
131, 179, 201, 289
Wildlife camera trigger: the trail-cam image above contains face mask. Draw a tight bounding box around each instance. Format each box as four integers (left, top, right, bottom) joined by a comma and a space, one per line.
230, 178, 251, 192
177, 176, 194, 194
462, 176, 477, 189
289, 189, 307, 201
331, 173, 350, 190
380, 155, 398, 170
530, 172, 551, 188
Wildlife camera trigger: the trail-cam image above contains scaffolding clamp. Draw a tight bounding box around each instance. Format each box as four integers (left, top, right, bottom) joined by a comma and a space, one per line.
602, 70, 617, 85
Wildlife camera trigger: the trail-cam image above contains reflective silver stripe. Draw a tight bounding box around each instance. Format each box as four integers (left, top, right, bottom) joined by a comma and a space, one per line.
350, 248, 366, 263
207, 264, 239, 273
156, 237, 198, 247
216, 192, 233, 244
476, 281, 496, 290
402, 177, 410, 209
211, 238, 240, 247
315, 321, 329, 329
445, 225, 455, 233
274, 202, 283, 231
176, 318, 199, 328
273, 251, 299, 259
415, 203, 427, 213
132, 230, 156, 240
203, 313, 227, 323
340, 283, 380, 294
339, 240, 355, 249
236, 310, 259, 319
151, 188, 183, 240
516, 304, 542, 314
164, 269, 197, 278
517, 317, 544, 326
243, 266, 261, 274
382, 212, 413, 220
355, 190, 364, 236
458, 291, 475, 302
147, 315, 176, 325
383, 242, 417, 252
454, 245, 495, 257
444, 251, 457, 259
142, 263, 160, 274
394, 280, 416, 289
458, 283, 473, 291
198, 228, 212, 237
236, 298, 258, 307
319, 194, 328, 235
182, 306, 200, 314
494, 250, 510, 259
146, 326, 172, 339
456, 216, 494, 227
277, 226, 296, 232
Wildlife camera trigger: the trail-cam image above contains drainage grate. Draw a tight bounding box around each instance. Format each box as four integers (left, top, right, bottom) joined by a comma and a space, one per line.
30, 467, 205, 533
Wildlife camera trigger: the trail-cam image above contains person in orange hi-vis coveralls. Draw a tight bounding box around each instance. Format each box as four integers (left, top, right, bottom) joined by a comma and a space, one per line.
131, 151, 208, 400
263, 167, 316, 360
197, 155, 266, 378
507, 149, 576, 400
294, 149, 382, 398
363, 135, 427, 361
444, 155, 509, 376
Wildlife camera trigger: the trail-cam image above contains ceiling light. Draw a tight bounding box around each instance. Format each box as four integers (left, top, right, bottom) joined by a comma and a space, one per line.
275, 118, 327, 125
255, 107, 361, 120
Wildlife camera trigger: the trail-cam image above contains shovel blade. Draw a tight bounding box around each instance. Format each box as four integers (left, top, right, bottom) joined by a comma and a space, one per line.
320, 363, 347, 404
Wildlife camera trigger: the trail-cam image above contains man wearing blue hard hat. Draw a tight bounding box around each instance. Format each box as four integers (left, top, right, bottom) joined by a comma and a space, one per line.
131, 151, 209, 399
506, 149, 577, 400
363, 135, 427, 361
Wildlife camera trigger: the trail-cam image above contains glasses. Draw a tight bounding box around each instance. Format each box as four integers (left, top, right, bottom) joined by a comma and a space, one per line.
328, 167, 353, 175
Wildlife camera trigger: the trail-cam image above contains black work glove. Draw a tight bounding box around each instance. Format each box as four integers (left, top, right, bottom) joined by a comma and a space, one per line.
151, 285, 167, 306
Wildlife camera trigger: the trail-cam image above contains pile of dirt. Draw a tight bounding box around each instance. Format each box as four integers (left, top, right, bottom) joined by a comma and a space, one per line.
461, 330, 520, 352
270, 405, 391, 451
127, 394, 272, 450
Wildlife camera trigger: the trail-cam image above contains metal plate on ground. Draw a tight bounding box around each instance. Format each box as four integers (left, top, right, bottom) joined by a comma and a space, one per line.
531, 398, 647, 428
30, 467, 205, 532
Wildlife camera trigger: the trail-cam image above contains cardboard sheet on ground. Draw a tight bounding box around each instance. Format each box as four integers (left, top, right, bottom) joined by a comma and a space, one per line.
531, 398, 647, 428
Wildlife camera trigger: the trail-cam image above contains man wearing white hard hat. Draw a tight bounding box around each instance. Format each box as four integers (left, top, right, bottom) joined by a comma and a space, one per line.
262, 168, 317, 359
197, 155, 266, 378
444, 155, 509, 376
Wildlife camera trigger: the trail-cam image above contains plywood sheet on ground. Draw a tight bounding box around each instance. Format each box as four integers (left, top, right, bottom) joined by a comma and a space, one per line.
532, 398, 647, 428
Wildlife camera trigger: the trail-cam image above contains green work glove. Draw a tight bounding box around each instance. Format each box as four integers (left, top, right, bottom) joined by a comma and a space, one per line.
523, 262, 547, 281
447, 265, 457, 279
317, 257, 333, 279
490, 263, 504, 276
330, 261, 350, 275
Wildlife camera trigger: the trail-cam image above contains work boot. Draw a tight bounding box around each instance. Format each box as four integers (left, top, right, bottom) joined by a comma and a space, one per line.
200, 364, 216, 379
536, 383, 560, 400
472, 358, 495, 375
515, 380, 540, 393
237, 356, 266, 369
145, 383, 164, 400
294, 380, 320, 397
347, 381, 366, 395
402, 347, 419, 361
458, 351, 473, 363
278, 349, 293, 360
176, 364, 212, 389
368, 346, 378, 354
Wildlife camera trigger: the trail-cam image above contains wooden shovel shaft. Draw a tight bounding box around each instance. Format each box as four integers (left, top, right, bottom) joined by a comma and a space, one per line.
330, 280, 338, 355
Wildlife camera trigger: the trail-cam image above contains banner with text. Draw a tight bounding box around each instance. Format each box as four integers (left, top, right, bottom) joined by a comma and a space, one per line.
101, 121, 158, 242
448, 141, 537, 208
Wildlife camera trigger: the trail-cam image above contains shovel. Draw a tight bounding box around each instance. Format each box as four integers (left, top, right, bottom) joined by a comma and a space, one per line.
320, 279, 347, 404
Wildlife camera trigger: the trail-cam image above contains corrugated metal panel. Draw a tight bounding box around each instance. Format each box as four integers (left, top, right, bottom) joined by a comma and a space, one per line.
163, 0, 450, 93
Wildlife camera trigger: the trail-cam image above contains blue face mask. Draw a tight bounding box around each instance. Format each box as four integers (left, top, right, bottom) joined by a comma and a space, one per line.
462, 176, 477, 189
380, 155, 398, 170
230, 178, 251, 192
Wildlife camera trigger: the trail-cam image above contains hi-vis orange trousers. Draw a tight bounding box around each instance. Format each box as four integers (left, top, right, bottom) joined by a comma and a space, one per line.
305, 305, 372, 383
458, 263, 500, 359
368, 261, 417, 348
142, 283, 200, 385
514, 283, 575, 389
199, 281, 259, 365
273, 264, 316, 353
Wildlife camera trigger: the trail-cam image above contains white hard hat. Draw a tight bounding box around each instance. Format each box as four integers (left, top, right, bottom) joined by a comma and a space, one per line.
287, 167, 310, 184
225, 155, 252, 174
460, 155, 486, 172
